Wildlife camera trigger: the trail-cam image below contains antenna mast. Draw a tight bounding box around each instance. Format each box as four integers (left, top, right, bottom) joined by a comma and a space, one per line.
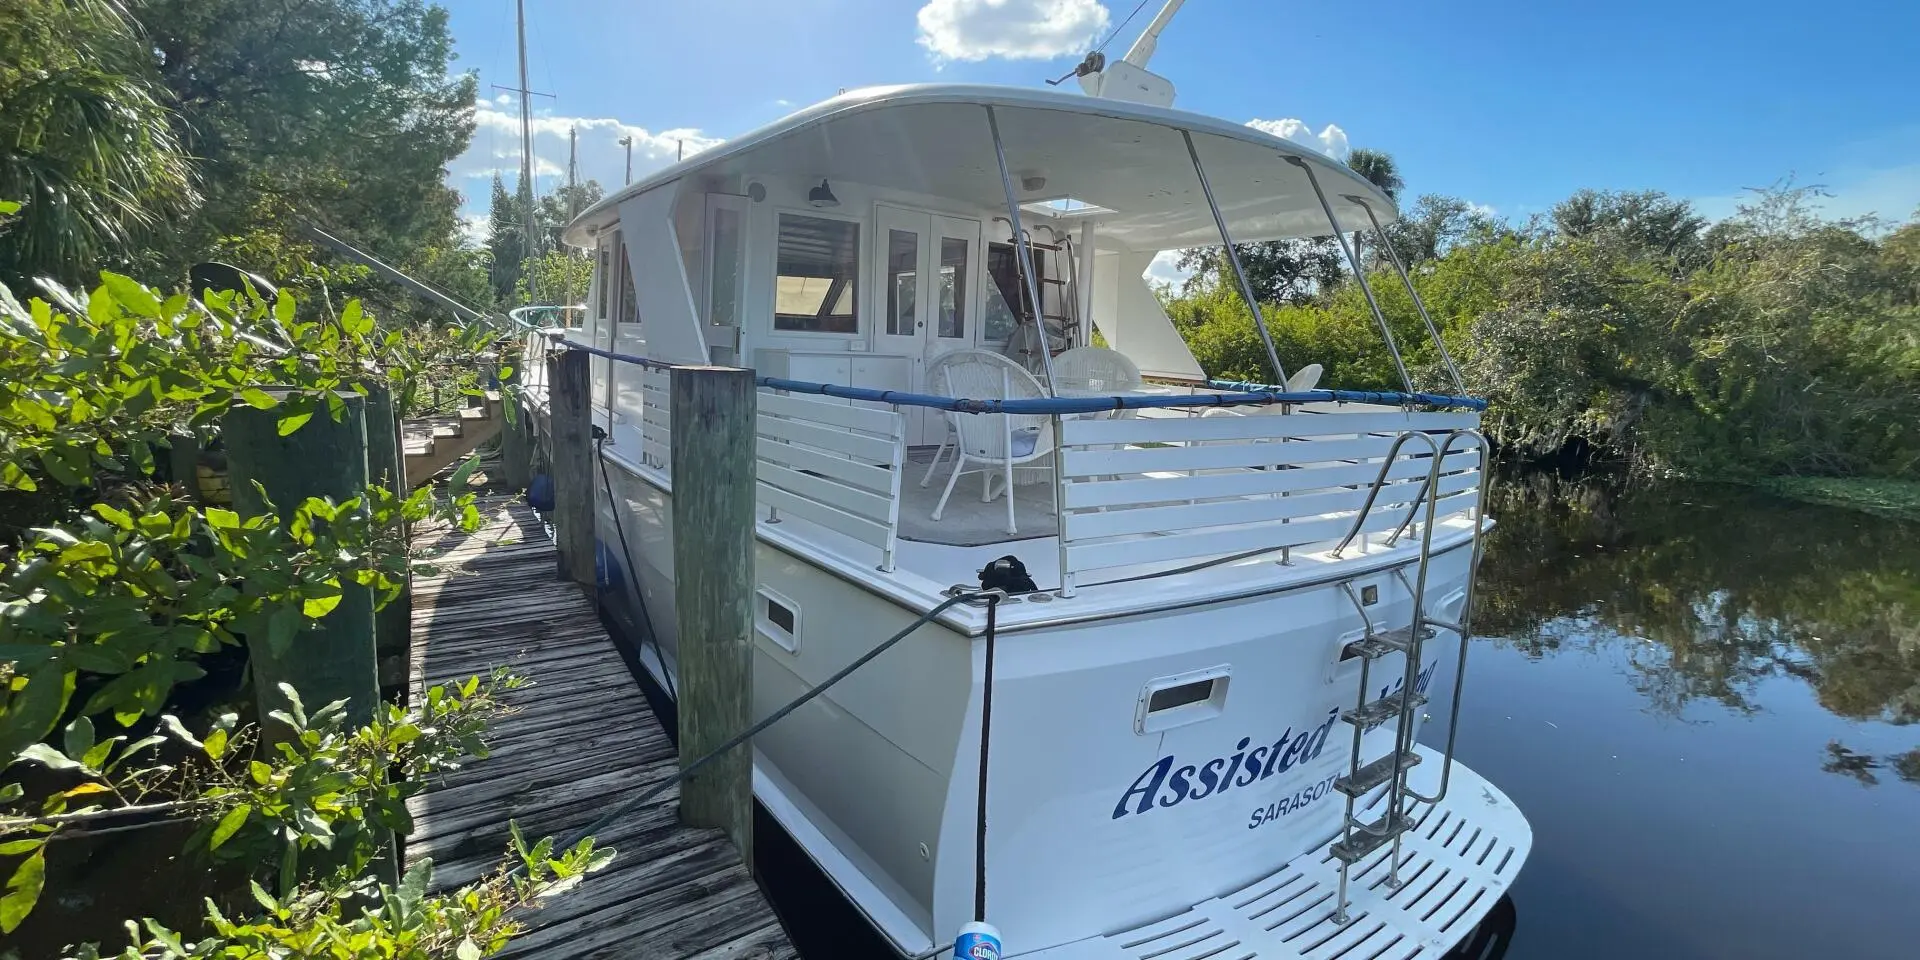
515, 0, 537, 303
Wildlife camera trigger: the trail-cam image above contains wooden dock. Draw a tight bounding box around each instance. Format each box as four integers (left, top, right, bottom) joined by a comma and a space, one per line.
404, 500, 797, 959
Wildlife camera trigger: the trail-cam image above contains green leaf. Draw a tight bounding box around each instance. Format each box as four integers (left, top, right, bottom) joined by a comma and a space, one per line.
249, 760, 273, 785
456, 939, 482, 960
204, 727, 229, 760
267, 605, 302, 654
240, 387, 279, 410
12, 744, 83, 772
0, 848, 46, 933
209, 803, 250, 850
99, 273, 160, 318
205, 507, 240, 529
90, 503, 133, 529
158, 714, 203, 750
276, 410, 314, 436
448, 452, 480, 490
61, 717, 95, 762
301, 591, 342, 619
0, 665, 75, 761
340, 301, 372, 337
0, 840, 42, 856
0, 200, 20, 215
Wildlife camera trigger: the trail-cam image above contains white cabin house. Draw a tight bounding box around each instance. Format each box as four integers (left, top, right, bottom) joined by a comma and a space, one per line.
515, 82, 1529, 960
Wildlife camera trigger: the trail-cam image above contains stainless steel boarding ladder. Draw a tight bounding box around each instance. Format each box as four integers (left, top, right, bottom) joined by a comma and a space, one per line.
1324, 428, 1494, 925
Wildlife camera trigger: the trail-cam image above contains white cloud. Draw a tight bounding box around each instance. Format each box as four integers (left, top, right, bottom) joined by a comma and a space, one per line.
449, 94, 724, 226
916, 0, 1109, 62
1144, 249, 1189, 288
1465, 200, 1498, 218
458, 214, 488, 245
1245, 118, 1350, 161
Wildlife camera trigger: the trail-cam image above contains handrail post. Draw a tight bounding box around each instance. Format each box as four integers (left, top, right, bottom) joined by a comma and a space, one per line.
1286, 156, 1416, 394
1348, 197, 1467, 394
1185, 130, 1288, 386
548, 347, 596, 587
670, 365, 757, 862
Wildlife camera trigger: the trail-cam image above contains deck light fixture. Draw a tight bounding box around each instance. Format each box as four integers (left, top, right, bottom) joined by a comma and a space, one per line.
808, 179, 840, 208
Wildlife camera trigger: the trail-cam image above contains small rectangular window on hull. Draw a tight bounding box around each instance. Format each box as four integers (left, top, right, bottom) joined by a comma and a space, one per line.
755, 587, 800, 652
1135, 666, 1231, 734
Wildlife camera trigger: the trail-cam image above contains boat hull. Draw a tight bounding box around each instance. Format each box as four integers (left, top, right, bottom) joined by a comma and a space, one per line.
586, 450, 1526, 957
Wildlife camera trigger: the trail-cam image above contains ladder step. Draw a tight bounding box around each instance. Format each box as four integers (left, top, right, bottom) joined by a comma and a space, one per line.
1329, 810, 1415, 864
1342, 689, 1427, 730
1342, 625, 1435, 660
1333, 750, 1422, 798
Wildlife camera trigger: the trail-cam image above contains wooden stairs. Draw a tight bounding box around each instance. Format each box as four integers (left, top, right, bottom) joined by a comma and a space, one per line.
401, 391, 504, 488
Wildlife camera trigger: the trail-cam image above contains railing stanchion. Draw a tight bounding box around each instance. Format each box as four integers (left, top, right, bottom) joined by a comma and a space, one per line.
1053, 412, 1075, 597
1350, 197, 1467, 395
1286, 156, 1416, 395
1185, 129, 1288, 386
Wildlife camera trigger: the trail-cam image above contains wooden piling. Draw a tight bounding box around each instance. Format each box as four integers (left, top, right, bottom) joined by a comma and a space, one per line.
497, 339, 532, 491
223, 389, 379, 739
362, 382, 410, 706
546, 347, 595, 588
669, 365, 756, 862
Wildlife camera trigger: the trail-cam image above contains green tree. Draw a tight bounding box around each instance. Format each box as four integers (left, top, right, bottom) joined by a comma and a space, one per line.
0, 0, 195, 285
134, 0, 477, 282
1346, 148, 1404, 201
487, 175, 526, 302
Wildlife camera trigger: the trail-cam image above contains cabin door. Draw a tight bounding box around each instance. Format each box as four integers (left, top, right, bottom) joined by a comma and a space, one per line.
873, 205, 980, 444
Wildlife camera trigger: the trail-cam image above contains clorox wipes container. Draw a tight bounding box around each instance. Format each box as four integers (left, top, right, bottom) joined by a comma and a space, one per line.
953, 921, 1002, 960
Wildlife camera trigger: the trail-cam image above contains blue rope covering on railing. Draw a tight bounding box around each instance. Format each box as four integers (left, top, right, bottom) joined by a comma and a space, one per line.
1207, 378, 1488, 411
533, 331, 1491, 413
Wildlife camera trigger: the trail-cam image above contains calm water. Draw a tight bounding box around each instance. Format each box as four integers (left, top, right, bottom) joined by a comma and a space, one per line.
1437, 477, 1920, 960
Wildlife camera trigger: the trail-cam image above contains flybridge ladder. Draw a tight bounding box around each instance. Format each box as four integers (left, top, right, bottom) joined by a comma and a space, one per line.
1324, 430, 1494, 925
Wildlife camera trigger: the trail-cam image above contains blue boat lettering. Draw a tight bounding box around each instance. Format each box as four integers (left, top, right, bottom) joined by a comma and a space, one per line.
1113, 708, 1339, 819
1113, 661, 1437, 820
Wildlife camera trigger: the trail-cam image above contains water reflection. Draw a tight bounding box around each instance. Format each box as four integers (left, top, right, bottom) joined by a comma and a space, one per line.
1478, 474, 1920, 771
1449, 475, 1920, 960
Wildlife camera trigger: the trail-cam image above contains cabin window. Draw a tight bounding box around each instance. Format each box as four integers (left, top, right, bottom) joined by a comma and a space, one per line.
885, 229, 917, 336
983, 242, 1044, 344
774, 214, 859, 333
707, 199, 746, 328
596, 241, 612, 321
938, 237, 968, 339
615, 230, 639, 325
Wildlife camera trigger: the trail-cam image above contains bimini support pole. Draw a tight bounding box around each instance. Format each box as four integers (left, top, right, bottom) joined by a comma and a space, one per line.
985, 105, 1060, 397
1350, 196, 1466, 395
1286, 156, 1415, 395
986, 105, 1076, 600
1184, 130, 1288, 387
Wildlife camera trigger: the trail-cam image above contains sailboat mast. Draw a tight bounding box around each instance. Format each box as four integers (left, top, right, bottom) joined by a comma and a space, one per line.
515, 0, 537, 303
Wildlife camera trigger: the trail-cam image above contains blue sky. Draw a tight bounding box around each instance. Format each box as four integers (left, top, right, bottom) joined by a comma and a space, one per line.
444, 0, 1920, 244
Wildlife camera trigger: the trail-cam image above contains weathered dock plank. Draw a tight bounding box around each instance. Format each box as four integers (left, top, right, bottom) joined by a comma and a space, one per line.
406, 500, 796, 959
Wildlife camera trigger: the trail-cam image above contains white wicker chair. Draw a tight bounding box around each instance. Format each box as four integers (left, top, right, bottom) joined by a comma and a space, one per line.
1286, 363, 1324, 392
929, 350, 1054, 535
1053, 346, 1143, 397
918, 349, 968, 489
